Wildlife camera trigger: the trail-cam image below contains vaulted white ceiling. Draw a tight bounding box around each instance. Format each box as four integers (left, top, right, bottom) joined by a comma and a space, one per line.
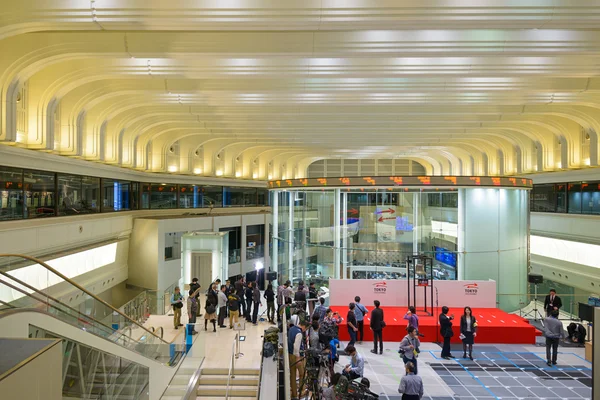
2, 1, 600, 180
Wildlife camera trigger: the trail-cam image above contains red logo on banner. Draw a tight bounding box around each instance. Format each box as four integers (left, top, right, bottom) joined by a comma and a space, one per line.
373, 281, 387, 293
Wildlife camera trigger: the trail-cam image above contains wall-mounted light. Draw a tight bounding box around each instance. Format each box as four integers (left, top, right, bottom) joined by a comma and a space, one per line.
555, 162, 562, 169
252, 173, 258, 179
168, 166, 177, 172
216, 170, 223, 176
193, 168, 202, 174
268, 174, 273, 180
235, 171, 242, 178
585, 158, 591, 166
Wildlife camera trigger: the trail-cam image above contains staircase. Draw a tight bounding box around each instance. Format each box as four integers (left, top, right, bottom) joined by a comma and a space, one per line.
197, 367, 260, 399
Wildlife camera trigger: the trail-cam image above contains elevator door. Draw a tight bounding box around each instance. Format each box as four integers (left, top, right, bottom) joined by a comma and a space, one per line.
191, 252, 213, 289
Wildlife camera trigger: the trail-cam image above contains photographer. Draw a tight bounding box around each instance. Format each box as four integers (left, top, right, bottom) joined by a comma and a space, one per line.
288, 320, 310, 399
399, 326, 421, 374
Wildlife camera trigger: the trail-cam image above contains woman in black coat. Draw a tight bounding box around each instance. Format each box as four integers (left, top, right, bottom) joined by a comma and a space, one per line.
460, 306, 477, 360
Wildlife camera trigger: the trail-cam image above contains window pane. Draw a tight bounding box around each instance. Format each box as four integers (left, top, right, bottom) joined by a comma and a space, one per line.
581, 182, 600, 215
246, 224, 264, 260
257, 189, 268, 206
441, 192, 458, 208
81, 176, 100, 212
555, 183, 567, 213
58, 174, 82, 216
567, 182, 582, 214
150, 184, 177, 209
220, 226, 241, 263
224, 187, 257, 207
179, 185, 202, 208
102, 179, 131, 211
202, 186, 222, 207
24, 170, 55, 218
131, 182, 139, 210
140, 184, 150, 209
531, 184, 555, 212
0, 166, 23, 220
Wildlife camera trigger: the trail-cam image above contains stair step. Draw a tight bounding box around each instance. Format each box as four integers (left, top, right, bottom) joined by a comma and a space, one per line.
201, 367, 259, 376
163, 385, 187, 396
199, 376, 259, 386
197, 385, 258, 397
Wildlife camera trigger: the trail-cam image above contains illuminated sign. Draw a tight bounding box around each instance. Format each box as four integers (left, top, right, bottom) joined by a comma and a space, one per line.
269, 176, 532, 189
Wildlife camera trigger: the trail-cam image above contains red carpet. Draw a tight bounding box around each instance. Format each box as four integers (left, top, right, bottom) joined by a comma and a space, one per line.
330, 306, 537, 344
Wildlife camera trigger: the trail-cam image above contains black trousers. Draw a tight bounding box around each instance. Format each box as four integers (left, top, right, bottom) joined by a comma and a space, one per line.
441, 336, 452, 357
245, 298, 253, 319
373, 328, 383, 352
240, 299, 246, 317
218, 306, 227, 326
357, 320, 364, 342
546, 338, 559, 363
401, 394, 420, 400
252, 301, 260, 323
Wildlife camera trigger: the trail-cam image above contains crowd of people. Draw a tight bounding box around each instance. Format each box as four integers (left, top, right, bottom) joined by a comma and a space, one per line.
169, 276, 279, 332
172, 280, 582, 400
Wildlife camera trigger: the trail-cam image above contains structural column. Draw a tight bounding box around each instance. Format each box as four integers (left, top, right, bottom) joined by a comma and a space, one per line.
412, 192, 420, 255
334, 189, 341, 279
342, 192, 348, 278
288, 191, 294, 281
272, 192, 278, 278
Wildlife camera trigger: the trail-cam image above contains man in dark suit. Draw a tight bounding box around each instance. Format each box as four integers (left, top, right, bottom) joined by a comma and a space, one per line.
370, 300, 384, 355
543, 289, 562, 316
439, 306, 454, 359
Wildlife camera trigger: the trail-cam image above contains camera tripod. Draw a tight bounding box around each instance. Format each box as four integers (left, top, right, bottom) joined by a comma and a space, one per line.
523, 283, 545, 323
293, 349, 331, 400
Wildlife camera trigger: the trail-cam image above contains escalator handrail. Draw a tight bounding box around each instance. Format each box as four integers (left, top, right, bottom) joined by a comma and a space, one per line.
0, 270, 130, 341
0, 307, 169, 368
0, 253, 169, 346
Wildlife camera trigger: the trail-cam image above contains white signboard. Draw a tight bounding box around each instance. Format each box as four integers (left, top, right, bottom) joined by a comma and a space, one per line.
233, 321, 246, 331
328, 279, 497, 308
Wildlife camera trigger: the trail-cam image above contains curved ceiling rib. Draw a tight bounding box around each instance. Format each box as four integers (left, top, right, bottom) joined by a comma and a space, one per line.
1, 1, 600, 180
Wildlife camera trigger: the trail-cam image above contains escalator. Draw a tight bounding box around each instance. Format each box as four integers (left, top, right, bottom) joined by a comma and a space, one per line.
0, 254, 184, 400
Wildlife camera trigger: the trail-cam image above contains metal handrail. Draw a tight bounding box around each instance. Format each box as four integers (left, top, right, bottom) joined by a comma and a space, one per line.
181, 358, 205, 400
0, 253, 169, 345
0, 271, 137, 342
225, 333, 238, 400
255, 335, 265, 400
282, 312, 291, 400
156, 326, 164, 339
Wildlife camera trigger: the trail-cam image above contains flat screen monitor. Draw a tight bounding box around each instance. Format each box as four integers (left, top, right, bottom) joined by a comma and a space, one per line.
578, 302, 595, 322
434, 246, 457, 268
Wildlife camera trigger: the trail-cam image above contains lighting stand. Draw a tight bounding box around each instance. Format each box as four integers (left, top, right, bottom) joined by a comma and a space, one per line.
523, 283, 545, 323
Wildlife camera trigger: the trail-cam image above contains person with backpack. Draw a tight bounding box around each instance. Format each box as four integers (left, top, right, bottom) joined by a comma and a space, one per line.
171, 286, 184, 329
399, 326, 421, 374
354, 296, 369, 344
227, 291, 241, 329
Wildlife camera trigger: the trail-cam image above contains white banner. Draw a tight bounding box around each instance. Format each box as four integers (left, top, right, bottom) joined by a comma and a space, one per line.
328, 279, 496, 308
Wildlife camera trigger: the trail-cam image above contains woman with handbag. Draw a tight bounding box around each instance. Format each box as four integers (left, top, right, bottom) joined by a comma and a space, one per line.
460, 306, 477, 360
171, 286, 184, 329
204, 283, 218, 332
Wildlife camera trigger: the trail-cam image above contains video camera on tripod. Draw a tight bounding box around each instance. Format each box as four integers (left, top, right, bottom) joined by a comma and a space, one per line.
342, 381, 379, 400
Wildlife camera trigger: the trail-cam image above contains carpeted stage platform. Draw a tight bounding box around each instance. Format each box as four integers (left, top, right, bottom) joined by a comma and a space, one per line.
329, 306, 538, 344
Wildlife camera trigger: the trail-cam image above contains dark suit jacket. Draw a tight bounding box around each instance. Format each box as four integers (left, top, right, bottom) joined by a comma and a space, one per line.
460, 315, 477, 335
439, 313, 454, 338
370, 307, 384, 330
544, 294, 562, 312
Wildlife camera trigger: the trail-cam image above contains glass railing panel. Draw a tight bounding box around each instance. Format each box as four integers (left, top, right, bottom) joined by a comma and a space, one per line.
31, 325, 150, 400
0, 254, 179, 364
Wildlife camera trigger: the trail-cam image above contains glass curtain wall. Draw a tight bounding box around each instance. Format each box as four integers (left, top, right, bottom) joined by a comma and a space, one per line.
273, 189, 459, 287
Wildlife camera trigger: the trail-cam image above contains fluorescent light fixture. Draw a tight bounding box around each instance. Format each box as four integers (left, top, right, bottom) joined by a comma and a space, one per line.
1, 243, 118, 303
531, 235, 600, 269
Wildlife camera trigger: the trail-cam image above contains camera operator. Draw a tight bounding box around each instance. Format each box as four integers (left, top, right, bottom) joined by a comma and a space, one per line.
322, 372, 343, 400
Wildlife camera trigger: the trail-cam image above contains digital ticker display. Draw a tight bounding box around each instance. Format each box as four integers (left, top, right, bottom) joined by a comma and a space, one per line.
269, 176, 532, 189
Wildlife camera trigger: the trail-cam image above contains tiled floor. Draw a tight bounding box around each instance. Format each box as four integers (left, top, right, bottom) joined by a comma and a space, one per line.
335, 341, 591, 400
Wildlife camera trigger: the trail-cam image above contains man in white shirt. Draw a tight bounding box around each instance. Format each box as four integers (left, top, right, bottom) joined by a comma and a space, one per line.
217, 285, 228, 328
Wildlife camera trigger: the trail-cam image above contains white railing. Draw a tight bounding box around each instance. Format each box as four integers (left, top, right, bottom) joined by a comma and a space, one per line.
225, 333, 238, 400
